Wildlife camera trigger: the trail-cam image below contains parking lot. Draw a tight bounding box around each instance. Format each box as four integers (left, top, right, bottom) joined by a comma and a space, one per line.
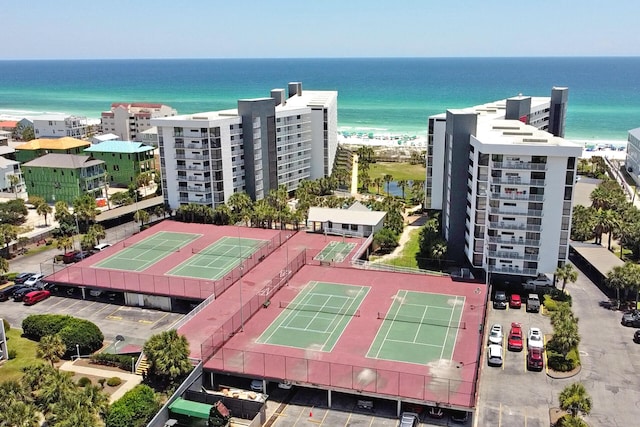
0, 290, 185, 348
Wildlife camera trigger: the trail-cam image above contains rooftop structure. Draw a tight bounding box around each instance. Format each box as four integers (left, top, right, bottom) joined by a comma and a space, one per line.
15, 137, 90, 163
101, 102, 177, 142
84, 141, 155, 187
152, 82, 337, 209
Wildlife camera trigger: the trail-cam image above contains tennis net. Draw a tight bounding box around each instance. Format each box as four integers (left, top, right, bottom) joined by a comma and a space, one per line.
377, 312, 466, 329
191, 245, 253, 258
122, 242, 182, 252
280, 300, 361, 317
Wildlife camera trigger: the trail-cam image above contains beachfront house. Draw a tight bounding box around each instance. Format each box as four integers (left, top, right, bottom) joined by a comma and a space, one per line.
152, 82, 337, 210
84, 140, 155, 187
101, 103, 177, 142
15, 137, 91, 163
22, 154, 107, 204
33, 115, 89, 139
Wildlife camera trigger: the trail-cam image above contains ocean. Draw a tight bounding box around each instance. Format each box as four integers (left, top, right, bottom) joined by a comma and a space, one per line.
1, 57, 639, 142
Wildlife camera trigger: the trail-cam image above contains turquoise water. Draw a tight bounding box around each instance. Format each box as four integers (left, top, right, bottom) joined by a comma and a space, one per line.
1, 57, 639, 141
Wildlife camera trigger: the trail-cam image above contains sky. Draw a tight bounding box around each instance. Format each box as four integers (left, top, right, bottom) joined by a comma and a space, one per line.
4, 0, 640, 60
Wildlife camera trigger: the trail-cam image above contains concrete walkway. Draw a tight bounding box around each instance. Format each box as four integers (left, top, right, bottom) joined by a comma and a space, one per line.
370, 214, 427, 264
59, 360, 142, 403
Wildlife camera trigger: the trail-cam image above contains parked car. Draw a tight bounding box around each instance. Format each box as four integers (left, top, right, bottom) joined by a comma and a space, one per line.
23, 290, 51, 305
524, 274, 553, 290
63, 251, 80, 264
621, 310, 640, 327
278, 381, 293, 390
427, 406, 444, 419
450, 410, 469, 424
488, 324, 503, 345
509, 294, 522, 309
493, 291, 507, 309
487, 344, 503, 367
250, 380, 263, 392
74, 251, 92, 262
93, 243, 112, 252
527, 347, 544, 371
14, 272, 35, 284
399, 412, 419, 427
13, 286, 37, 302
528, 327, 544, 350
23, 274, 44, 287
526, 294, 541, 313
508, 322, 524, 351
634, 330, 640, 344
0, 285, 17, 302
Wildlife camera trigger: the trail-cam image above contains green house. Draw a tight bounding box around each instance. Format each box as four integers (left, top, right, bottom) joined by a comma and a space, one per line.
84, 140, 155, 187
15, 137, 91, 163
22, 154, 107, 204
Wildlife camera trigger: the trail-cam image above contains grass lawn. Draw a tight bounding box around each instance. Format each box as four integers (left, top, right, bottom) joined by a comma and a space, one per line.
0, 328, 44, 382
368, 162, 426, 182
381, 228, 421, 268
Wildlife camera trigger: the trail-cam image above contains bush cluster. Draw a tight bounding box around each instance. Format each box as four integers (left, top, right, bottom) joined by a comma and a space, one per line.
105, 384, 160, 427
6, 272, 18, 281
77, 376, 92, 387
106, 377, 122, 387
90, 353, 137, 371
22, 314, 104, 356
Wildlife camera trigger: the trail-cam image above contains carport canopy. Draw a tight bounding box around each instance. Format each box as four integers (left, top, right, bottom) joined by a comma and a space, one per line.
570, 242, 624, 277
169, 398, 212, 419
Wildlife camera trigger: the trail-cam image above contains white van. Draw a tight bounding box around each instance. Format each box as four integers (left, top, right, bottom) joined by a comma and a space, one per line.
93, 243, 112, 252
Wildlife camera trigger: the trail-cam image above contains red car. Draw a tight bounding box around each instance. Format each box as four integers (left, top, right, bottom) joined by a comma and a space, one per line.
527, 347, 544, 371
23, 290, 51, 305
509, 294, 522, 309
507, 322, 524, 351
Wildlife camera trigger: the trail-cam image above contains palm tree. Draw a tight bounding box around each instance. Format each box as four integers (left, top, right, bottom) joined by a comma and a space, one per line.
0, 257, 9, 278
0, 224, 18, 257
37, 334, 67, 367
555, 264, 579, 293
72, 194, 98, 232
552, 317, 580, 357
88, 224, 106, 244
153, 205, 165, 220
36, 202, 53, 226
559, 382, 592, 418
8, 174, 21, 199
383, 174, 393, 194
134, 209, 150, 228
35, 368, 75, 409
397, 179, 408, 200
54, 201, 72, 224
373, 177, 383, 195
0, 400, 40, 427
143, 330, 192, 385
56, 236, 74, 253
227, 192, 253, 226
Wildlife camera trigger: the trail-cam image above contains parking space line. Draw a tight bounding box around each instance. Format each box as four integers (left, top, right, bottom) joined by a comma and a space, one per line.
343, 413, 352, 426
48, 297, 77, 309
152, 312, 169, 326
499, 402, 502, 427
94, 304, 114, 315
75, 301, 98, 312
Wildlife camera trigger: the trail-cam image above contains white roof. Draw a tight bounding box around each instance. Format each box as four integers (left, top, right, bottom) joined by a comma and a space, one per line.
307, 206, 386, 227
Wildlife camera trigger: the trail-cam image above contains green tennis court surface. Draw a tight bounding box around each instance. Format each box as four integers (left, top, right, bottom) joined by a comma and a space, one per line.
256, 281, 369, 352
367, 290, 465, 365
167, 236, 266, 280
314, 241, 356, 262
94, 231, 200, 271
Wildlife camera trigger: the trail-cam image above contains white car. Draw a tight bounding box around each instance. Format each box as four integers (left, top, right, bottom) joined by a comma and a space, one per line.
487, 344, 503, 367
24, 273, 44, 287
250, 379, 264, 392
488, 323, 503, 345
528, 327, 544, 350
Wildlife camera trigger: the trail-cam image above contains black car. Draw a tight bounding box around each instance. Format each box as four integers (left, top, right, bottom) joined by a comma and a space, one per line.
14, 272, 35, 284
450, 410, 469, 424
493, 291, 508, 309
0, 285, 17, 302
621, 310, 640, 327
634, 330, 640, 344
74, 251, 92, 262
13, 286, 37, 302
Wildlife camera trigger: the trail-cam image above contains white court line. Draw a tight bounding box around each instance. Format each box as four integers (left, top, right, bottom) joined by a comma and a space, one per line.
440, 296, 458, 360
385, 338, 442, 348
320, 286, 369, 352
444, 296, 465, 361
374, 290, 407, 359
413, 304, 429, 343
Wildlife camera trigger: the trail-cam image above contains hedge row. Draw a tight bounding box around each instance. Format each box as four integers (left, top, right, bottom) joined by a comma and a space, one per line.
90, 353, 137, 371
106, 384, 160, 427
22, 314, 104, 356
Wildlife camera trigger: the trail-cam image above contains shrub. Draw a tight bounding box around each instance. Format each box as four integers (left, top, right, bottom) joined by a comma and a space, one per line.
22, 314, 73, 339
22, 314, 104, 356
547, 348, 580, 372
90, 353, 138, 371
6, 272, 18, 281
98, 378, 106, 389
105, 385, 159, 427
107, 377, 122, 387
2, 318, 9, 332
77, 376, 92, 387
549, 288, 572, 305
543, 295, 559, 312
8, 349, 17, 359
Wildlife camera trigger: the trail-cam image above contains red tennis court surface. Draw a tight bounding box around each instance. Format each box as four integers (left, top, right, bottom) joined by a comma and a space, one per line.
177, 231, 486, 408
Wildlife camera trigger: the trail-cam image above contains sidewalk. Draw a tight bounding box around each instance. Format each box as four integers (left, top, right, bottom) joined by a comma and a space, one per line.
59, 360, 142, 403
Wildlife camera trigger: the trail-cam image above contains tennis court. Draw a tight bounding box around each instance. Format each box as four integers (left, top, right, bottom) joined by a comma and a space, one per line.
167, 236, 266, 280
256, 281, 369, 352
94, 231, 201, 272
314, 241, 356, 262
366, 290, 465, 365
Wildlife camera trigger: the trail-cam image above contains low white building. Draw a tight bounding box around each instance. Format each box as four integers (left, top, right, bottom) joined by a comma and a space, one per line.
0, 157, 24, 194
33, 115, 89, 139
101, 103, 176, 142
91, 133, 119, 144
306, 202, 386, 237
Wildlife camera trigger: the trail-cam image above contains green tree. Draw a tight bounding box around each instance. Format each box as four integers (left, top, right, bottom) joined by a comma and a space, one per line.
555, 263, 579, 293
559, 382, 592, 418
72, 194, 98, 232
56, 236, 74, 253
383, 174, 393, 194
0, 199, 28, 225
88, 224, 106, 244
570, 205, 596, 242
551, 316, 580, 357
8, 174, 21, 199
397, 179, 408, 200
373, 177, 383, 195
0, 223, 18, 257
0, 257, 9, 276
373, 227, 399, 252
606, 262, 640, 307
143, 330, 192, 385
227, 192, 253, 226
109, 191, 134, 207
37, 334, 67, 367
105, 385, 159, 427
36, 201, 53, 226
134, 209, 150, 227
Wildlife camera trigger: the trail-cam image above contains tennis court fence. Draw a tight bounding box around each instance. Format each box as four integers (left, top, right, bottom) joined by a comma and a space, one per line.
377, 312, 466, 329
280, 301, 361, 317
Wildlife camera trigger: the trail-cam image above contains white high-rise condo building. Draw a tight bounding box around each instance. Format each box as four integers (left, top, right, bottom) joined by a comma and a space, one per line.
152, 82, 337, 209
427, 88, 582, 280
625, 127, 640, 186
101, 103, 177, 142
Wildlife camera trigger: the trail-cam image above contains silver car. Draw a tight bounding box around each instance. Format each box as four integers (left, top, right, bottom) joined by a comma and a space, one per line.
399, 412, 418, 427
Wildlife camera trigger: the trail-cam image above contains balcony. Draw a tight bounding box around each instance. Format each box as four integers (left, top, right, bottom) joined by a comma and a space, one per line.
178, 197, 213, 204
488, 251, 539, 261
492, 161, 547, 171
489, 207, 543, 217
489, 266, 538, 276
490, 192, 545, 202
186, 176, 209, 182
176, 165, 207, 172
175, 154, 207, 160
491, 177, 546, 186
488, 236, 541, 247
489, 222, 542, 232
184, 186, 212, 193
